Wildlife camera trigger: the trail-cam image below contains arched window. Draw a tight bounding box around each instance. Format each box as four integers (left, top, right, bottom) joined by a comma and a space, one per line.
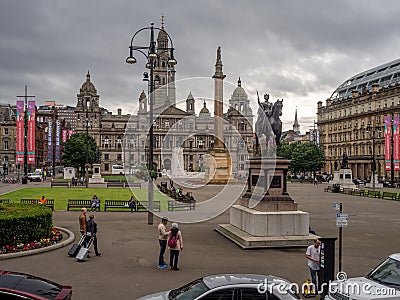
103, 136, 110, 148
116, 136, 122, 149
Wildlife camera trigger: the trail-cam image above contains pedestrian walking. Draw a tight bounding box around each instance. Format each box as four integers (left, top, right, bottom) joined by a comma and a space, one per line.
314, 177, 318, 185
306, 239, 321, 294
157, 217, 169, 268
85, 214, 101, 257
79, 207, 87, 234
168, 223, 183, 271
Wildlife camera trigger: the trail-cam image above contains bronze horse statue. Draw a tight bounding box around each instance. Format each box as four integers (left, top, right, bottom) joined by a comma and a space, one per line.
255, 97, 283, 156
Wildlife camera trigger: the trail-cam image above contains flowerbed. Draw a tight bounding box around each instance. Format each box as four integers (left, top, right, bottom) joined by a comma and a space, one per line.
0, 228, 63, 254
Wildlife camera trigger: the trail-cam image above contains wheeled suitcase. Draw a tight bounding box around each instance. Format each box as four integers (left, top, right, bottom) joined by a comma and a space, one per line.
68, 234, 86, 257
76, 236, 94, 262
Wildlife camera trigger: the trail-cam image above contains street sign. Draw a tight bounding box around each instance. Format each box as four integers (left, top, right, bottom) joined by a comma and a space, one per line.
336, 213, 348, 227
334, 203, 341, 211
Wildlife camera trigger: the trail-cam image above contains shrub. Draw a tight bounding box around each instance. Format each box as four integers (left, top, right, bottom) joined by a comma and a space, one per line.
0, 203, 53, 247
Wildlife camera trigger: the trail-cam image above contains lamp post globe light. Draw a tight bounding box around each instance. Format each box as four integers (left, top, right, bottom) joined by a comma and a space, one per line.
126, 22, 177, 225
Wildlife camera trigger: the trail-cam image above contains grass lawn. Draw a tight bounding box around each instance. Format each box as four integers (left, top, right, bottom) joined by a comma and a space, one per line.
1, 188, 171, 211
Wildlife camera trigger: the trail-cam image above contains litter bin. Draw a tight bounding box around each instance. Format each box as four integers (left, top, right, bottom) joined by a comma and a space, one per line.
21, 176, 28, 184
332, 184, 340, 193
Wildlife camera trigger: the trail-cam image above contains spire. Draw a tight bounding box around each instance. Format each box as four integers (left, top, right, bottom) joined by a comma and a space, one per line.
139, 90, 146, 101
293, 107, 300, 133
213, 46, 226, 79
238, 77, 241, 87
161, 14, 165, 29
86, 70, 90, 81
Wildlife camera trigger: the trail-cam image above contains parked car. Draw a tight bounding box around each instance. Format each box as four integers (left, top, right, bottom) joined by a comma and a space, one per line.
352, 178, 364, 185
325, 253, 400, 300
0, 270, 72, 299
138, 274, 300, 299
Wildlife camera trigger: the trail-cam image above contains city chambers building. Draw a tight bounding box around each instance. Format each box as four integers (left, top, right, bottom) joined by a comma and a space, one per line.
317, 58, 400, 181
74, 22, 254, 176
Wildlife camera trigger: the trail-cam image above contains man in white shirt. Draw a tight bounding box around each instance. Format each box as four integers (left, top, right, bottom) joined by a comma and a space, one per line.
157, 217, 169, 268
306, 239, 321, 294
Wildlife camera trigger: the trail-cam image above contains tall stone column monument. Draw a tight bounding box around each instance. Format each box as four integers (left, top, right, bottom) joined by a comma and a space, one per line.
205, 47, 232, 184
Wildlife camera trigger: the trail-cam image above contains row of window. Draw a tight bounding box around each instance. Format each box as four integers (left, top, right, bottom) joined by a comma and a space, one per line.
329, 145, 383, 157
328, 130, 383, 143
321, 97, 400, 120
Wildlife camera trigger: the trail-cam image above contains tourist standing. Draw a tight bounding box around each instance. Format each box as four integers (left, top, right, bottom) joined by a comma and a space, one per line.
306, 239, 321, 294
168, 223, 183, 271
157, 217, 169, 268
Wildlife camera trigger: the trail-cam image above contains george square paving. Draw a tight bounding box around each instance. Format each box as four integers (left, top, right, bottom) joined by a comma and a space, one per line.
1, 180, 400, 299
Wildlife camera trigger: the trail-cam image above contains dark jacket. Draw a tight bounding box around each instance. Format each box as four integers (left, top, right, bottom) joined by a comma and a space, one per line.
86, 219, 98, 236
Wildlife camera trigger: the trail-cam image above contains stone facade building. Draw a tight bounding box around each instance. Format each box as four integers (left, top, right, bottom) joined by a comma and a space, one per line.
74, 23, 254, 175
0, 105, 17, 177
317, 58, 400, 181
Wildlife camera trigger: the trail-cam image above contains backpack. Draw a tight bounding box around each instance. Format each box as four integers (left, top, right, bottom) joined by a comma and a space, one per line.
168, 235, 177, 248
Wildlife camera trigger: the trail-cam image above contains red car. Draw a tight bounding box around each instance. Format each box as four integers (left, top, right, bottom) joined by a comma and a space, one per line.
0, 270, 72, 299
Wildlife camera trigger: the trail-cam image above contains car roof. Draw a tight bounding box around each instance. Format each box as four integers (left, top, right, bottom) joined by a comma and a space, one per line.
202, 274, 288, 289
0, 270, 66, 298
389, 253, 400, 261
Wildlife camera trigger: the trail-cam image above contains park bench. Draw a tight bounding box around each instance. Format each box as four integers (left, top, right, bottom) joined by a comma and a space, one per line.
352, 189, 366, 196
107, 181, 125, 188
125, 182, 141, 188
20, 198, 54, 211
341, 188, 353, 195
0, 199, 10, 204
136, 200, 161, 212
67, 199, 92, 211
366, 190, 381, 198
324, 186, 332, 192
168, 200, 196, 211
382, 191, 399, 201
51, 181, 70, 188
104, 200, 134, 211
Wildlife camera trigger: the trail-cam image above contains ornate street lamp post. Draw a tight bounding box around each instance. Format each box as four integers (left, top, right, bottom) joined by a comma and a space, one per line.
126, 22, 176, 225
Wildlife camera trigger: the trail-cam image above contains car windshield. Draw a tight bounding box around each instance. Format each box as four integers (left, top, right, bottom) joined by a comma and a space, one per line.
366, 257, 400, 290
168, 278, 210, 300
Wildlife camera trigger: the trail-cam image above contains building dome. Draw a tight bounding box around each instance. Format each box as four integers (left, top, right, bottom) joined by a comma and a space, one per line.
80, 71, 97, 93
200, 101, 209, 114
232, 78, 247, 99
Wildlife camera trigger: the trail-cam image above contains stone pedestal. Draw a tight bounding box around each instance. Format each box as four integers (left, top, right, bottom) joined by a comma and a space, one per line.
88, 163, 106, 188
205, 149, 232, 184
215, 157, 317, 249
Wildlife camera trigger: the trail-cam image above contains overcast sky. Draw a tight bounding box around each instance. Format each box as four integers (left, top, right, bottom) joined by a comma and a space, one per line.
1, 0, 400, 132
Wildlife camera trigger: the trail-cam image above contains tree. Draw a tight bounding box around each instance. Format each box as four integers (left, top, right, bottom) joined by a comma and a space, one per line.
61, 133, 101, 175
277, 142, 325, 174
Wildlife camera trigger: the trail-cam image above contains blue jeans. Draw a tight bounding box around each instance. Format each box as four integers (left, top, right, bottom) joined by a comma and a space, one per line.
309, 268, 320, 294
158, 240, 167, 266
170, 250, 180, 269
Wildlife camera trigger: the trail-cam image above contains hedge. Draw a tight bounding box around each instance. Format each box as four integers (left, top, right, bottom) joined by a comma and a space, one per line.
0, 203, 53, 247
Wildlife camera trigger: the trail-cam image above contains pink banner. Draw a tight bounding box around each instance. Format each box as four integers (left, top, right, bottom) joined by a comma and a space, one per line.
16, 101, 25, 164
385, 116, 392, 171
394, 116, 399, 171
27, 101, 35, 164
68, 130, 73, 138
62, 130, 67, 143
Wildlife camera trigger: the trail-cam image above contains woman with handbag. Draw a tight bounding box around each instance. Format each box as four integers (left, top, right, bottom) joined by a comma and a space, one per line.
167, 223, 183, 271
